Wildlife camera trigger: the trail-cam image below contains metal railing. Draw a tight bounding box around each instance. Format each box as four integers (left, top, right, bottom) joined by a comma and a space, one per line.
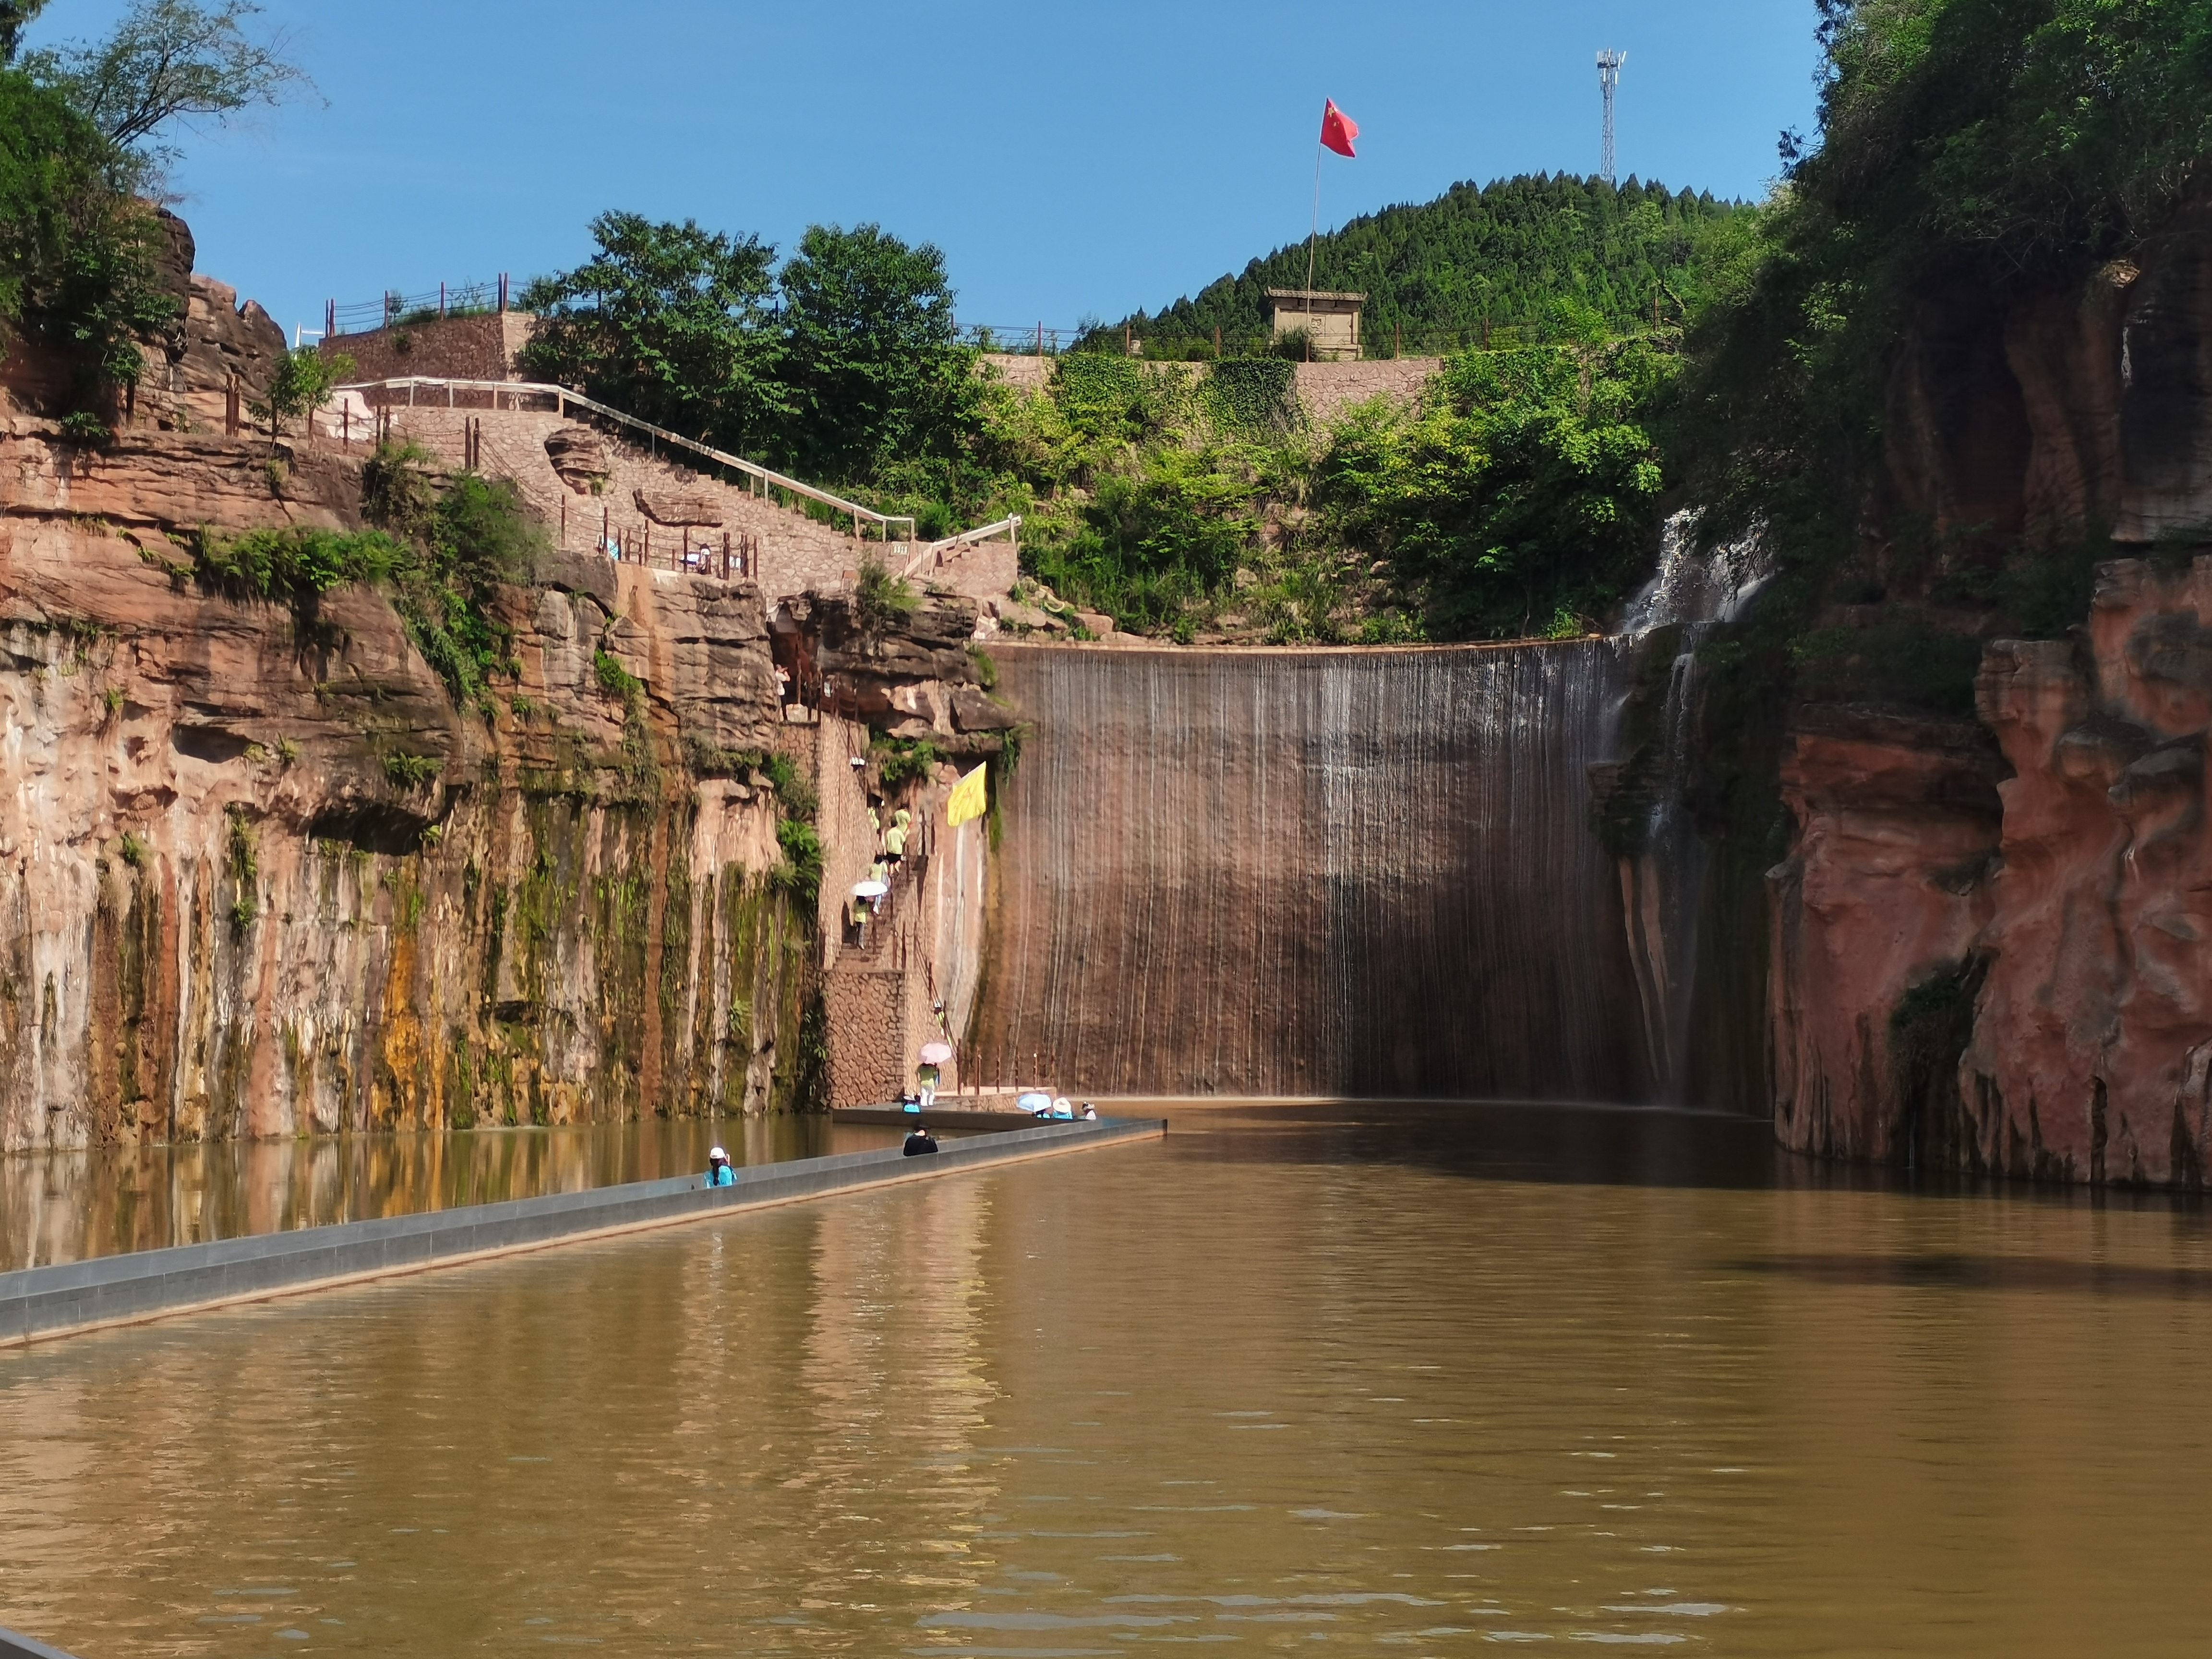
329, 377, 915, 543
327, 279, 511, 335
961, 324, 1084, 356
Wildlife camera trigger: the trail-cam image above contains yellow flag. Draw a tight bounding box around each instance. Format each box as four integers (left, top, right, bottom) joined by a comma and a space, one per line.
946, 762, 989, 827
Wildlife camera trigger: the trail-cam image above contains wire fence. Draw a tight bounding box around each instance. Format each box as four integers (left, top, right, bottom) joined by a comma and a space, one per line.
326, 277, 515, 336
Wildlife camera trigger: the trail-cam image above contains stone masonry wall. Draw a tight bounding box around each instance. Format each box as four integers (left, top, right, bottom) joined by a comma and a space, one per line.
980, 353, 1437, 425
323, 313, 534, 386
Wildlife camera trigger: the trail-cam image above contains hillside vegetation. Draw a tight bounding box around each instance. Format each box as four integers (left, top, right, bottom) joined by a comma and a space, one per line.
522, 192, 1698, 645
503, 3, 2212, 663
1116, 174, 1753, 356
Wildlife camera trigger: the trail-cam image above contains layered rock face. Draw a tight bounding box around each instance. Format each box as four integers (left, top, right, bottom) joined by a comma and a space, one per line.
1963, 562, 2212, 1183
1764, 192, 2212, 1185
1769, 710, 2003, 1164
1869, 199, 2212, 565
0, 418, 829, 1152
1774, 564, 2212, 1182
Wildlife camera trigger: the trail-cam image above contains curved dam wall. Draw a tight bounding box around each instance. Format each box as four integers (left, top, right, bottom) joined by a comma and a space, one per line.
973, 642, 1647, 1100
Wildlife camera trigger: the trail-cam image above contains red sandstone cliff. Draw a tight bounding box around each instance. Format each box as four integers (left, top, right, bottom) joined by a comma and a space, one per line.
1770, 200, 2212, 1184
0, 409, 827, 1150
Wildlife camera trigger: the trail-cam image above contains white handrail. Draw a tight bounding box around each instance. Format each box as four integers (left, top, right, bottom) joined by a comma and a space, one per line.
901, 514, 1022, 579
329, 377, 917, 543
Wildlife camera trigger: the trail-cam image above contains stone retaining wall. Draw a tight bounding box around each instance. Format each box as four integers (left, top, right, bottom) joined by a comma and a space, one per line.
979, 353, 1439, 424
322, 312, 534, 385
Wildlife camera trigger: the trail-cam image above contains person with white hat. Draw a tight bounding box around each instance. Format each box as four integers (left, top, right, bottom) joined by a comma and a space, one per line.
705, 1146, 735, 1187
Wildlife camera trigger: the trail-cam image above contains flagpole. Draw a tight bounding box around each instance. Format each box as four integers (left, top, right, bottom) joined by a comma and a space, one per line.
1305, 124, 1323, 361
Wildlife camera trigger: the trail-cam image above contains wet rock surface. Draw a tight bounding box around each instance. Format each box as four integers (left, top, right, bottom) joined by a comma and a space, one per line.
0, 420, 818, 1151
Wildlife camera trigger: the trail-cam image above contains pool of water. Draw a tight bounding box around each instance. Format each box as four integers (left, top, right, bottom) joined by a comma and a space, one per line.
0, 1116, 909, 1273
4, 1099, 2212, 1658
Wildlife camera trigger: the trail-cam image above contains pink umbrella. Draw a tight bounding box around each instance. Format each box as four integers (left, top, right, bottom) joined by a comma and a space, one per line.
919, 1041, 953, 1065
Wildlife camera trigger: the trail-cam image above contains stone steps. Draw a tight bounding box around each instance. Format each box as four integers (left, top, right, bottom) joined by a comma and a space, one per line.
365, 407, 879, 601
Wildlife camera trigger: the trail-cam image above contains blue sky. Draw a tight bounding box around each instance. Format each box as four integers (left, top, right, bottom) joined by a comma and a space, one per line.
31, 0, 1825, 342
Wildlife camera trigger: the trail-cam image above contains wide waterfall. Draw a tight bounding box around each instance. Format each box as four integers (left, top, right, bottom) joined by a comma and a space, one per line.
972, 642, 1647, 1100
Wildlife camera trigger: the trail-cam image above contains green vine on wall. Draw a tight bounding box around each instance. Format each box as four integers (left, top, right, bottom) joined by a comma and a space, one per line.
1204, 358, 1300, 434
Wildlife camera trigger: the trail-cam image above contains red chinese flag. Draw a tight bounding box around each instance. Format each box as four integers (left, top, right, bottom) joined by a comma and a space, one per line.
1320, 98, 1359, 158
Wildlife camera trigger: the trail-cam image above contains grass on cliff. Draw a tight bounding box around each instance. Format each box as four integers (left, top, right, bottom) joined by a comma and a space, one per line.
193, 445, 546, 709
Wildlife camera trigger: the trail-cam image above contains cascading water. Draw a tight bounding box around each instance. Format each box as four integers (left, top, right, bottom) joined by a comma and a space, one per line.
1607, 513, 1771, 1099
973, 641, 1646, 1100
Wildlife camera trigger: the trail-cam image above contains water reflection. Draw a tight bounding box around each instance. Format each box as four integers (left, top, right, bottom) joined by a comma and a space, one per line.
6, 1102, 2212, 1658
0, 1117, 903, 1272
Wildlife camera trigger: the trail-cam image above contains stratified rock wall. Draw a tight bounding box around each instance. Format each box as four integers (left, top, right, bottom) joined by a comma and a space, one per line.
974, 642, 1644, 1099
1774, 562, 2212, 1185
0, 421, 820, 1152
1962, 560, 2212, 1184
1764, 195, 2212, 1184
1768, 710, 2003, 1165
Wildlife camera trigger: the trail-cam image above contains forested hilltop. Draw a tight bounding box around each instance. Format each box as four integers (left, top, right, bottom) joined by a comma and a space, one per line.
1115, 174, 1751, 354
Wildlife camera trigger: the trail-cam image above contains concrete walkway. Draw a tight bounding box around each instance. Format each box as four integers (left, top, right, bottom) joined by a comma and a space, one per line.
1, 1628, 80, 1659
0, 1116, 1162, 1349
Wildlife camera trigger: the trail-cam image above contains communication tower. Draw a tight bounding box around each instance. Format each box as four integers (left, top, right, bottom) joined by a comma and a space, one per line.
1597, 49, 1626, 186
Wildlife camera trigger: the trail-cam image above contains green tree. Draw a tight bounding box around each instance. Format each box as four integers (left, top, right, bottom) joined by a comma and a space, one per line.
23, 0, 312, 165
1114, 174, 1754, 354
1037, 449, 1258, 637
1319, 339, 1671, 639
248, 344, 349, 445
772, 222, 978, 481
0, 68, 176, 402
517, 211, 786, 457
1673, 0, 2212, 595
0, 1, 50, 63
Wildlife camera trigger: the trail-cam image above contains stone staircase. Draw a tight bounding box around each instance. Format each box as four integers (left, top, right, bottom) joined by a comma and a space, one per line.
343, 404, 873, 601
318, 394, 1019, 608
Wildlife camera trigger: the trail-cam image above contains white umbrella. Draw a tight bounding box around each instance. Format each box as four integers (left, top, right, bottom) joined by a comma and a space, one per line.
919, 1041, 953, 1065
853, 879, 889, 899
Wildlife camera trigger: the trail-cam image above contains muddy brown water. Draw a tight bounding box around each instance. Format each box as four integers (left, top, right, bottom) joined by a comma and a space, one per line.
6, 1100, 2212, 1658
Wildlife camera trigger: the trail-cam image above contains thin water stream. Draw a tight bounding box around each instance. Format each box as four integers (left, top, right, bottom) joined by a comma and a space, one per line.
5, 1101, 2212, 1657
